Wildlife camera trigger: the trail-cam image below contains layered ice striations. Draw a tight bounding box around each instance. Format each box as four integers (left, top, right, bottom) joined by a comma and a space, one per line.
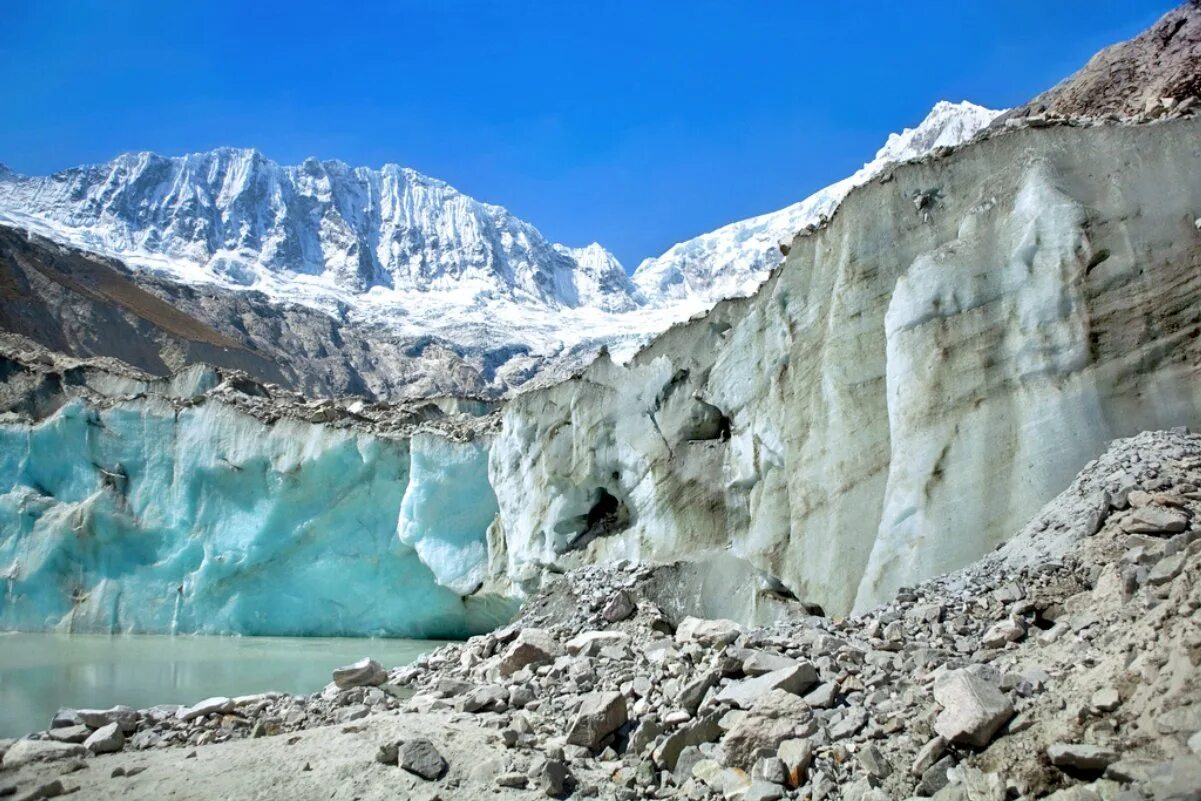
0, 398, 510, 637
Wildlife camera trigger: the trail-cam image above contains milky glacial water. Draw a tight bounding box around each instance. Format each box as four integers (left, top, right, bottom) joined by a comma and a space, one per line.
0, 632, 448, 738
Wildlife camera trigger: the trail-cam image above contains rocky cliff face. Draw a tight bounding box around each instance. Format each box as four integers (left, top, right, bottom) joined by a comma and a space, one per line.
489, 115, 1201, 616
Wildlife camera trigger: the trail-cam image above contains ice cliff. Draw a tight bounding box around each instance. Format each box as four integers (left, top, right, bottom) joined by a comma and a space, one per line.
488, 115, 1201, 616
0, 351, 513, 637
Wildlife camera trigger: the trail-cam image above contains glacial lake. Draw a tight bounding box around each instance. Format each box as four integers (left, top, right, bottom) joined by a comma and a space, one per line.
0, 632, 449, 738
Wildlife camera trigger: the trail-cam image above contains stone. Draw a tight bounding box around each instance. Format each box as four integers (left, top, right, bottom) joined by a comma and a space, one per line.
1, 739, 86, 768
565, 691, 627, 750
77, 705, 139, 733
83, 722, 125, 754
1091, 688, 1120, 712
399, 738, 447, 780
566, 631, 630, 657
721, 710, 803, 769
46, 726, 89, 744
1148, 553, 1186, 585
744, 780, 785, 801
331, 658, 386, 689
495, 772, 528, 789
498, 629, 564, 677
675, 617, 744, 647
857, 744, 891, 779
742, 651, 798, 676
679, 671, 720, 714
716, 664, 819, 708
176, 696, 234, 722
932, 670, 1013, 747
652, 713, 724, 770
981, 619, 1025, 648
918, 755, 956, 796
802, 682, 837, 708
911, 736, 947, 776
602, 591, 636, 622
375, 742, 399, 765
1121, 506, 1189, 534
14, 780, 65, 801
754, 757, 788, 785
777, 738, 813, 786
459, 684, 507, 713
1047, 743, 1119, 774
540, 758, 572, 797
675, 746, 707, 783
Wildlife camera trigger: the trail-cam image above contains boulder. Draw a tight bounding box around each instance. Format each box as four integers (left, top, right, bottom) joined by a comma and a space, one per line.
84, 722, 125, 754
398, 738, 447, 780
716, 664, 819, 708
1047, 743, 1119, 773
1121, 505, 1189, 534
565, 691, 627, 750
601, 591, 636, 622
498, 629, 563, 677
778, 739, 813, 786
741, 651, 798, 676
566, 631, 630, 657
77, 705, 139, 733
176, 696, 234, 722
933, 670, 1013, 747
2, 739, 87, 768
332, 658, 386, 689
46, 726, 90, 744
675, 616, 744, 646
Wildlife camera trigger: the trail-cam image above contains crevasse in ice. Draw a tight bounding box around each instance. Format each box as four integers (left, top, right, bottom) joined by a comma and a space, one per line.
0, 398, 511, 637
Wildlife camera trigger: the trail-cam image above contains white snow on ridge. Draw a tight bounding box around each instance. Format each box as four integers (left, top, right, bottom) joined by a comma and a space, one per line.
630, 101, 1003, 306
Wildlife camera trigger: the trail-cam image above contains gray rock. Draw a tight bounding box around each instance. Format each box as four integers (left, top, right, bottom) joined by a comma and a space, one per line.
14, 779, 65, 800
652, 713, 723, 770
331, 658, 386, 689
716, 664, 819, 708
754, 756, 788, 785
1091, 688, 1120, 712
176, 696, 234, 722
679, 671, 720, 714
742, 651, 798, 676
498, 629, 563, 677
83, 722, 125, 754
1047, 743, 1119, 773
1122, 506, 1189, 534
675, 745, 707, 783
858, 744, 891, 779
675, 617, 744, 646
1, 739, 87, 768
602, 591, 636, 623
918, 755, 956, 796
459, 684, 508, 713
778, 738, 813, 786
539, 758, 572, 798
566, 631, 630, 657
46, 726, 90, 744
77, 705, 139, 733
1148, 553, 1186, 585
802, 682, 838, 708
565, 691, 627, 750
744, 779, 786, 801
912, 736, 947, 776
399, 738, 447, 780
375, 742, 398, 765
932, 670, 1013, 747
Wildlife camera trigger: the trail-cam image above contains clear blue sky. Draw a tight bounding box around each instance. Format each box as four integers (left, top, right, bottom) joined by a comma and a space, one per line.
1, 1, 1174, 270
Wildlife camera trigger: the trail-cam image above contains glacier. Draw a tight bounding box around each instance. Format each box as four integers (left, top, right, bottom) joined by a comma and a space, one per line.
0, 375, 514, 637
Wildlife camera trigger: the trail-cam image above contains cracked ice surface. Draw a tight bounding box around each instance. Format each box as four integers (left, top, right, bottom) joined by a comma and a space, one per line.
0, 399, 510, 637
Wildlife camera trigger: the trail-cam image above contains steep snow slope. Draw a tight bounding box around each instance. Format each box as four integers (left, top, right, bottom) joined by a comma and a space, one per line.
631, 101, 1001, 306
490, 116, 1201, 616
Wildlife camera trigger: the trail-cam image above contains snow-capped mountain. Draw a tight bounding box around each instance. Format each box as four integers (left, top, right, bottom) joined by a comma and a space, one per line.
0, 148, 639, 312
630, 101, 1002, 306
0, 100, 1002, 398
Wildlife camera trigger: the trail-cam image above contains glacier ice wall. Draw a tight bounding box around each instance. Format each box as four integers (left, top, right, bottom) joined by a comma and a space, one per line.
490, 118, 1201, 616
0, 398, 511, 637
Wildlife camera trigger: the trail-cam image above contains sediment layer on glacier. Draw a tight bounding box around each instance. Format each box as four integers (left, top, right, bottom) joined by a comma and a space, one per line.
489, 116, 1201, 615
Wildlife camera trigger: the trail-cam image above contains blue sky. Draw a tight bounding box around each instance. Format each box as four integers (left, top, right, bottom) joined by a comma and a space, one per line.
1, 1, 1173, 270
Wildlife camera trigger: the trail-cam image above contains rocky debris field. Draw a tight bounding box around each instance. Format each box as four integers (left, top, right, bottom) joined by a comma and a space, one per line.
0, 332, 499, 440
3, 430, 1201, 800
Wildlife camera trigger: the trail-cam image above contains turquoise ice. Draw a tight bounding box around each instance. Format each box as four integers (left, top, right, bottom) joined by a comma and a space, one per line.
0, 398, 512, 637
